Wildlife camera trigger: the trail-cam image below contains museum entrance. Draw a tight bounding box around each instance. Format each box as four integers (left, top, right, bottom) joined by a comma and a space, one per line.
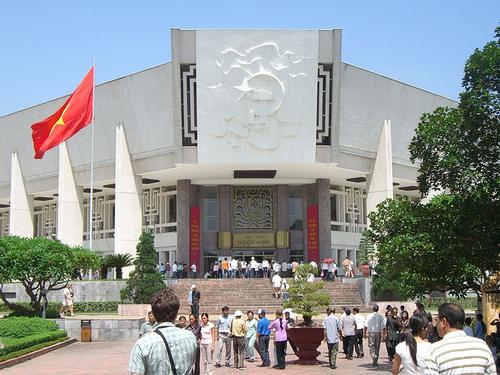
232, 249, 276, 263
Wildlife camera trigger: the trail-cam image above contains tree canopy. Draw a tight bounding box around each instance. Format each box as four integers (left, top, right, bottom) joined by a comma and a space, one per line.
121, 232, 165, 303
0, 236, 100, 314
369, 27, 500, 300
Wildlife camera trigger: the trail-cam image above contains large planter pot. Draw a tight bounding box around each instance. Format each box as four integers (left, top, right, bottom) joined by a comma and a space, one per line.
286, 327, 324, 365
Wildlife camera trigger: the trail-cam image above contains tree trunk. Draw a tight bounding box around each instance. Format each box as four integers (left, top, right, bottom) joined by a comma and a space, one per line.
116, 267, 123, 280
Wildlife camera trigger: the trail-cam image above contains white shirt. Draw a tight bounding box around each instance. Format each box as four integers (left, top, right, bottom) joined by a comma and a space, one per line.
309, 260, 317, 268
281, 262, 288, 270
272, 274, 282, 288
262, 260, 269, 268
191, 264, 197, 272
241, 261, 247, 269
250, 260, 257, 270
230, 259, 238, 269
354, 314, 365, 330
273, 262, 281, 273
341, 315, 356, 336
396, 341, 432, 375
172, 263, 178, 272
424, 330, 496, 375
323, 315, 340, 343
307, 274, 315, 282
365, 312, 385, 333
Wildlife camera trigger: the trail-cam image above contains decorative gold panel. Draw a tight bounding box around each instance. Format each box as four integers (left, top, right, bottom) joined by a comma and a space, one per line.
233, 233, 275, 248
276, 231, 289, 248
218, 232, 232, 250
233, 187, 273, 230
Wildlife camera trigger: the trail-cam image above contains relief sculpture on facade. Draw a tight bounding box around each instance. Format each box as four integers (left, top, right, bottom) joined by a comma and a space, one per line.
233, 187, 273, 230
208, 42, 307, 150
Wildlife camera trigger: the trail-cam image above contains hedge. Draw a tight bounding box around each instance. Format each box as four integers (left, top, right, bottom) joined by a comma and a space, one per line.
0, 330, 67, 356
0, 301, 119, 314
0, 336, 67, 363
0, 317, 59, 338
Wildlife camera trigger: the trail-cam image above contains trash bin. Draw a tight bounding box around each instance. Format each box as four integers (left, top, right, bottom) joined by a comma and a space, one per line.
81, 320, 91, 342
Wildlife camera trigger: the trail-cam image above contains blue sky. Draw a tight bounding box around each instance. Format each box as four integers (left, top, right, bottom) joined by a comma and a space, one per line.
0, 1, 498, 116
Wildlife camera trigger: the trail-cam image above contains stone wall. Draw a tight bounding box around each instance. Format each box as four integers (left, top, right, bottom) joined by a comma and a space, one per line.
54, 317, 144, 342
2, 280, 129, 303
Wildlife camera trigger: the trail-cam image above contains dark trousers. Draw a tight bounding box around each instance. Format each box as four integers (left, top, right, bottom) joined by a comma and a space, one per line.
275, 341, 287, 368
232, 336, 245, 368
344, 335, 355, 358
191, 302, 199, 317
387, 339, 398, 359
354, 329, 364, 356
258, 335, 270, 365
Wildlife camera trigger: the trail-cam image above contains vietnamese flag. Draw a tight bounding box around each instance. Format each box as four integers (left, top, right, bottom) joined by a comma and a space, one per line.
31, 67, 94, 159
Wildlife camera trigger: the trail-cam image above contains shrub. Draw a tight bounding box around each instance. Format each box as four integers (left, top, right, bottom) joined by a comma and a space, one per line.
121, 233, 165, 303
0, 330, 67, 356
0, 317, 59, 338
0, 301, 119, 315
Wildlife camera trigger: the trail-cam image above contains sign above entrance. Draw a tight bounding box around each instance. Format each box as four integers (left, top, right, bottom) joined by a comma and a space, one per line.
233, 233, 275, 248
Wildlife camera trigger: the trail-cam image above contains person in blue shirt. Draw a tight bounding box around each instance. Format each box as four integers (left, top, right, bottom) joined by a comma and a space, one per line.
256, 309, 271, 367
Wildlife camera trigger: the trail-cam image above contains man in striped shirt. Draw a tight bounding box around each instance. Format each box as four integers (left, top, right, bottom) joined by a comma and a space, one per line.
424, 303, 496, 374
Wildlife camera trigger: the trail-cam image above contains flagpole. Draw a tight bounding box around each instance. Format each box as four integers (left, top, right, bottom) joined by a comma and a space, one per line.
89, 59, 96, 253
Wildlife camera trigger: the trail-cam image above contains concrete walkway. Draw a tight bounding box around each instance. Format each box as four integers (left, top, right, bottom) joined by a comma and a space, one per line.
2, 340, 392, 375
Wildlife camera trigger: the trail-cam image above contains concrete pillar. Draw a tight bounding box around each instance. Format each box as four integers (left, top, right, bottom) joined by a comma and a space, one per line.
177, 180, 193, 263
9, 152, 34, 237
115, 124, 142, 265
57, 143, 83, 247
366, 120, 393, 223
276, 185, 289, 262
317, 178, 332, 261
217, 185, 232, 257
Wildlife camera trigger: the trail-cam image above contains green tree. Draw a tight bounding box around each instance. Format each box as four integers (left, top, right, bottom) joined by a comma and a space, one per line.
369, 27, 500, 300
409, 27, 499, 199
283, 264, 331, 326
368, 196, 498, 299
121, 232, 165, 303
0, 236, 100, 315
108, 254, 133, 279
357, 229, 375, 266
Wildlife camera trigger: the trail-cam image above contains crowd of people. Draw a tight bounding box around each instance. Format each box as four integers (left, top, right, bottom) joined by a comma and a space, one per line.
159, 258, 355, 280
129, 288, 498, 375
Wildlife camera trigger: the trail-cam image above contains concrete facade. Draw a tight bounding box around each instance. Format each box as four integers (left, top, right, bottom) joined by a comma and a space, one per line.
0, 29, 457, 274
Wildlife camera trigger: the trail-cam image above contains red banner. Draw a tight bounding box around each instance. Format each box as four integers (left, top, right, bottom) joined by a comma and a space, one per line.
307, 205, 319, 262
189, 206, 201, 270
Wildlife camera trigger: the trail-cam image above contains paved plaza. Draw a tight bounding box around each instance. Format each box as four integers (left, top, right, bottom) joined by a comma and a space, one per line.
2, 339, 392, 375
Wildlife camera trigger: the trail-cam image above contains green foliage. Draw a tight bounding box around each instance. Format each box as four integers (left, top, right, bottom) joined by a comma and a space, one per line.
0, 236, 100, 314
357, 230, 375, 265
0, 336, 67, 363
0, 317, 59, 338
368, 195, 499, 299
283, 264, 331, 326
0, 301, 119, 314
369, 27, 500, 301
121, 233, 165, 303
107, 254, 133, 279
409, 27, 499, 199
0, 330, 67, 357
371, 265, 402, 301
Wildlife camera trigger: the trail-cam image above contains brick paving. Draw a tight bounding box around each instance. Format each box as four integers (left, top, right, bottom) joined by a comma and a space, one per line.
2, 339, 392, 374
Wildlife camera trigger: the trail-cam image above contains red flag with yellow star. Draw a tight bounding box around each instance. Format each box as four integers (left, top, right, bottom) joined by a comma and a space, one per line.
31, 67, 94, 159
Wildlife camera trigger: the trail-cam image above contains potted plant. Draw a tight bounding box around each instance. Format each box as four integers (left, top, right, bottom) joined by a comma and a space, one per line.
283, 263, 331, 364
357, 230, 375, 277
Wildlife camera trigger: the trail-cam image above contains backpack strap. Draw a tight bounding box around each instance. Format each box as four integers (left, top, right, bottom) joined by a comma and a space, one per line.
155, 330, 178, 375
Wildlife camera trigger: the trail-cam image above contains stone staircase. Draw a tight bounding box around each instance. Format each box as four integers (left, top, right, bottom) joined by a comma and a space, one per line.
166, 278, 365, 316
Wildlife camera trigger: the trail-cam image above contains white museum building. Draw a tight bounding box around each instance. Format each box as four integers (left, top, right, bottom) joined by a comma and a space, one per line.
0, 29, 456, 274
